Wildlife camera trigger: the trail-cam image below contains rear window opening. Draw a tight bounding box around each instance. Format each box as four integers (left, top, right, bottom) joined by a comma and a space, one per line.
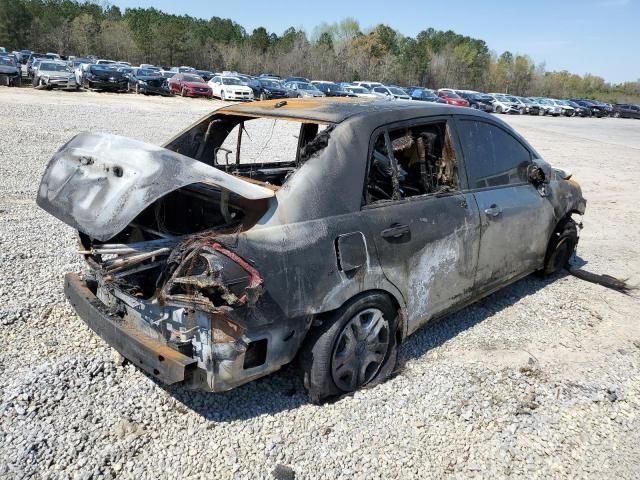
80, 115, 333, 299
211, 117, 330, 187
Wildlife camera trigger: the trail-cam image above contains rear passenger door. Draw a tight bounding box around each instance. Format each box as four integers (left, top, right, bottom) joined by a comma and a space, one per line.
362, 118, 481, 334
455, 118, 555, 291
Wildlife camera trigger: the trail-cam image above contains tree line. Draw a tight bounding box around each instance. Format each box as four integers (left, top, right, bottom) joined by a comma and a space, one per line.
1, 0, 639, 102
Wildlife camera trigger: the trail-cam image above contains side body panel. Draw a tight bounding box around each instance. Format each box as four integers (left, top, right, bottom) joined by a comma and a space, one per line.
363, 193, 480, 334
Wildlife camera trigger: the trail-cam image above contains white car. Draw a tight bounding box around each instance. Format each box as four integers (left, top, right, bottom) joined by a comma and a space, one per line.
208, 75, 254, 101
487, 95, 514, 114
552, 99, 576, 117
343, 85, 377, 98
534, 98, 563, 116
370, 85, 411, 100
353, 81, 383, 90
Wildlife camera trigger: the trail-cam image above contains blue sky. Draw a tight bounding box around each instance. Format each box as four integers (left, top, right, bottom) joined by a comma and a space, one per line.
110, 0, 639, 83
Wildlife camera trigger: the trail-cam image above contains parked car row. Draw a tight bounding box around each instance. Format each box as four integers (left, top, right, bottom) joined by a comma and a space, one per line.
1, 49, 637, 118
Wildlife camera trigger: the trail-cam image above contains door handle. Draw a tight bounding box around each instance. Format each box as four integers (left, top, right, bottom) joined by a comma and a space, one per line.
484, 205, 502, 217
381, 224, 410, 239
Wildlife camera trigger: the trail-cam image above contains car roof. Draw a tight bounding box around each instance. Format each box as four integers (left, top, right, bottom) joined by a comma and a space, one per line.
217, 97, 478, 124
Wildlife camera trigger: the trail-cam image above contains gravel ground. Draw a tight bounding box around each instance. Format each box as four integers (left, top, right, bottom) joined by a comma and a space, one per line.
1, 88, 639, 480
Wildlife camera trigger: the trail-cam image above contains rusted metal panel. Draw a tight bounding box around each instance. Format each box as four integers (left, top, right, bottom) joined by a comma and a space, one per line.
64, 273, 197, 384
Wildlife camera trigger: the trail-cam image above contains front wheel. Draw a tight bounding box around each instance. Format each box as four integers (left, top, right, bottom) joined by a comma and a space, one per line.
220, 91, 225, 101
181, 87, 187, 97
300, 292, 397, 404
259, 92, 266, 101
542, 218, 578, 275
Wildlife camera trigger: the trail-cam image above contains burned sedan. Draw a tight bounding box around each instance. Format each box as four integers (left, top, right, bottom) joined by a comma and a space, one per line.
37, 99, 586, 403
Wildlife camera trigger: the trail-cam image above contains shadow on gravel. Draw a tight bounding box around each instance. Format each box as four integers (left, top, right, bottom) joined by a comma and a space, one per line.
161, 363, 308, 423
159, 266, 579, 422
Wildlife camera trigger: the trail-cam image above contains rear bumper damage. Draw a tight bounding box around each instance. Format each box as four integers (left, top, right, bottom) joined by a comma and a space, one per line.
65, 264, 305, 392
64, 272, 197, 385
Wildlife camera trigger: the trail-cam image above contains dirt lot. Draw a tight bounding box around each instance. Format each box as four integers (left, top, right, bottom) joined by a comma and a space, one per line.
1, 88, 639, 479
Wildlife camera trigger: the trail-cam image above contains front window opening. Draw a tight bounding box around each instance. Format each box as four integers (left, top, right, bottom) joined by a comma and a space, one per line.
366, 121, 460, 204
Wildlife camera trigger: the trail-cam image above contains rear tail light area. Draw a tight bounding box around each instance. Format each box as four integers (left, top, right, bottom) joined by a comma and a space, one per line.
162, 242, 263, 309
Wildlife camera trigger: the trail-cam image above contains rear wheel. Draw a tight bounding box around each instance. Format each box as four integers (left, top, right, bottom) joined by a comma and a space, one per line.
542, 218, 578, 275
300, 292, 397, 404
470, 103, 478, 109
181, 87, 187, 97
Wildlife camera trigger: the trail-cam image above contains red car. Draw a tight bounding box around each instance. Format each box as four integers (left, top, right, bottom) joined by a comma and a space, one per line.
168, 73, 213, 98
436, 89, 470, 107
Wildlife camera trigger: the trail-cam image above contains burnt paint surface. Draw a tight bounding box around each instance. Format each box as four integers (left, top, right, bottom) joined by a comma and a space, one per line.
40, 99, 587, 391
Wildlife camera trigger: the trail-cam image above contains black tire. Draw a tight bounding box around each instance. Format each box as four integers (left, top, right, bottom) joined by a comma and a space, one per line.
470, 103, 478, 109
181, 87, 187, 97
299, 292, 398, 404
259, 92, 266, 101
542, 217, 578, 275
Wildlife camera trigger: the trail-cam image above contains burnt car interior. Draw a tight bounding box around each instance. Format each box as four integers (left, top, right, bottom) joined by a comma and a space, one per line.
366, 121, 459, 203
79, 115, 330, 303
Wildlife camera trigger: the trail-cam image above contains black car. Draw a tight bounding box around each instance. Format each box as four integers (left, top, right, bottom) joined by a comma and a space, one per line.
0, 55, 21, 86
18, 50, 32, 64
570, 99, 608, 118
565, 100, 591, 117
312, 82, 356, 97
248, 78, 290, 100
195, 70, 214, 82
406, 87, 446, 103
83, 64, 129, 92
128, 68, 173, 96
459, 92, 495, 112
612, 104, 640, 119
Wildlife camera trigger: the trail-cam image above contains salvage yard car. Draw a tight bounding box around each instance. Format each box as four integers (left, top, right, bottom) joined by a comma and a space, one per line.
168, 72, 213, 98
33, 60, 78, 90
128, 68, 173, 96
83, 64, 128, 92
37, 98, 586, 403
0, 54, 21, 87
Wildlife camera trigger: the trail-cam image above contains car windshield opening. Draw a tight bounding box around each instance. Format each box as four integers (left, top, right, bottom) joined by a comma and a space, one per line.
41, 63, 68, 71
183, 74, 205, 83
222, 77, 242, 85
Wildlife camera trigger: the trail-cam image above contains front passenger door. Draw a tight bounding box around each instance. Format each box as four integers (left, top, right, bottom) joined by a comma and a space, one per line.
455, 118, 555, 291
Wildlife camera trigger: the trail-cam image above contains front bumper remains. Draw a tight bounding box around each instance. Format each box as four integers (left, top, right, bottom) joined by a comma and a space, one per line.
64, 272, 197, 384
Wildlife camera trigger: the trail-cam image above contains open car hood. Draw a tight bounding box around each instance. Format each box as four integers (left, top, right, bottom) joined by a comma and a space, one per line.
36, 132, 275, 241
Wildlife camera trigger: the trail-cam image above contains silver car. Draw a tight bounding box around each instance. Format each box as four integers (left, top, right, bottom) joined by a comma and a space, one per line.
33, 61, 78, 90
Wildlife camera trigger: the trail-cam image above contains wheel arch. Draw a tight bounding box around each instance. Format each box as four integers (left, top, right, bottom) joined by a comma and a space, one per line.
314, 286, 407, 344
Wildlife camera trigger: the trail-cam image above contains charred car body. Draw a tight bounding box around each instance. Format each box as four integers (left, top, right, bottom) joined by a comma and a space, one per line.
37, 99, 586, 402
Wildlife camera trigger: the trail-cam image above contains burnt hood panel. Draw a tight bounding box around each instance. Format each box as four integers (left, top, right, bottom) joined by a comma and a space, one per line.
36, 132, 275, 241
